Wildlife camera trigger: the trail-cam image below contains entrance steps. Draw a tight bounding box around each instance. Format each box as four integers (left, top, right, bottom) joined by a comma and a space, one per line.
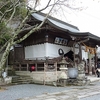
12, 75, 33, 84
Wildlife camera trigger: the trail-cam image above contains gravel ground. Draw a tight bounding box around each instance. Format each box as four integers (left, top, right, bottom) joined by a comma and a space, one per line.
0, 84, 72, 100
1, 81, 100, 100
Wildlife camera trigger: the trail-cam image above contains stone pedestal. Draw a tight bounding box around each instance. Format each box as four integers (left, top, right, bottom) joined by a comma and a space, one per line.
4, 77, 12, 84
77, 61, 90, 85
58, 66, 68, 86
59, 67, 68, 79
77, 62, 85, 79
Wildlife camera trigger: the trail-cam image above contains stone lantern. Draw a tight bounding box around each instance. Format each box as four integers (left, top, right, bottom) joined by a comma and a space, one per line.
59, 57, 68, 79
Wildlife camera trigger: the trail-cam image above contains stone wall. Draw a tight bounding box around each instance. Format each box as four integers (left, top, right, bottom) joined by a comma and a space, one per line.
15, 71, 62, 84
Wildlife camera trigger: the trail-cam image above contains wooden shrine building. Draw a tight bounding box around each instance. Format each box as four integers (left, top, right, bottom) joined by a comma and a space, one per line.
8, 11, 100, 84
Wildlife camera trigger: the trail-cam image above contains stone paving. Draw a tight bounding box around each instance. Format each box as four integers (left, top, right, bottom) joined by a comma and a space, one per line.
18, 76, 100, 100
0, 75, 100, 100
18, 85, 100, 100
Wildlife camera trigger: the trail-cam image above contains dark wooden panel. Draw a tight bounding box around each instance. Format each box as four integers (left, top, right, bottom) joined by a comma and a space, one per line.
14, 47, 24, 61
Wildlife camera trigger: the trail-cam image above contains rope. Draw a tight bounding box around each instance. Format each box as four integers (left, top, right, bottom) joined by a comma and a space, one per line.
82, 42, 96, 54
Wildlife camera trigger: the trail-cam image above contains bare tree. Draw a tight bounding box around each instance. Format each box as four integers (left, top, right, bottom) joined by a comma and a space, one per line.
0, 0, 57, 71
0, 0, 91, 72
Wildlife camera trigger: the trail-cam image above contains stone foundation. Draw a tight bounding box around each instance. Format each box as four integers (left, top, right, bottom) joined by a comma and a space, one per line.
15, 71, 61, 85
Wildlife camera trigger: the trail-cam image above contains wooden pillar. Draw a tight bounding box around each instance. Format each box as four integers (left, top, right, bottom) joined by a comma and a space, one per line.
35, 58, 38, 71
95, 52, 97, 69
54, 62, 57, 82
88, 51, 92, 75
19, 64, 21, 71
27, 63, 29, 71
73, 42, 82, 66
73, 42, 76, 66
44, 63, 47, 85
79, 44, 82, 62
95, 56, 97, 68
35, 63, 37, 71
94, 51, 97, 75
85, 59, 88, 74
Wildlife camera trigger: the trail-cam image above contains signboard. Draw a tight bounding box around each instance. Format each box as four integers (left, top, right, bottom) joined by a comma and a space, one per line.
54, 37, 68, 45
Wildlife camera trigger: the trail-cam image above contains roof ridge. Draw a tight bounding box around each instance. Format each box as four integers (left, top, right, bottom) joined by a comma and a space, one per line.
34, 11, 79, 31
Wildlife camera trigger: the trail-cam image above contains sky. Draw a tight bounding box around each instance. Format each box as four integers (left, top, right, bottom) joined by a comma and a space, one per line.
72, 0, 100, 37
28, 0, 100, 37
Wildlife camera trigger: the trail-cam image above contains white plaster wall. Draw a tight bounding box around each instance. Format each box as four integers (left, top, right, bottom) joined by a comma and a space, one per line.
25, 44, 46, 60
25, 43, 71, 60
25, 43, 88, 60
45, 43, 70, 58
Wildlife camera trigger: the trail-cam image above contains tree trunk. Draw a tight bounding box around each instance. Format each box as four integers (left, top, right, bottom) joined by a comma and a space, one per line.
0, 1, 55, 72
0, 41, 12, 70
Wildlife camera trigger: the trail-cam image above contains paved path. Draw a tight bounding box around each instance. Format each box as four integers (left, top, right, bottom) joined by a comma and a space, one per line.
0, 84, 72, 100
0, 82, 100, 100
0, 76, 100, 100
18, 84, 100, 100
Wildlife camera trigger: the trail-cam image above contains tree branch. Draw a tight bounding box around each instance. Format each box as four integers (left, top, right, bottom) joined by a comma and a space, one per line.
13, 0, 56, 44
0, 0, 20, 22
0, 40, 9, 53
28, 0, 52, 13
0, 1, 10, 10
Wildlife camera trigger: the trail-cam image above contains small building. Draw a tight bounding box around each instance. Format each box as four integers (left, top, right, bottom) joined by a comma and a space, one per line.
8, 11, 100, 84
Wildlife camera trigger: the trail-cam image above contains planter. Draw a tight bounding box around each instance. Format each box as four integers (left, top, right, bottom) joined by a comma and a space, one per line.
68, 68, 78, 79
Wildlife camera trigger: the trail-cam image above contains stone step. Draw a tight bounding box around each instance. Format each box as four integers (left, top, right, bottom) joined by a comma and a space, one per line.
12, 75, 33, 84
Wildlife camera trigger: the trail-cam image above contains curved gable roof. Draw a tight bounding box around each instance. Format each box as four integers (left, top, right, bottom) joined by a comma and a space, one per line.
31, 12, 79, 32
31, 12, 100, 46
